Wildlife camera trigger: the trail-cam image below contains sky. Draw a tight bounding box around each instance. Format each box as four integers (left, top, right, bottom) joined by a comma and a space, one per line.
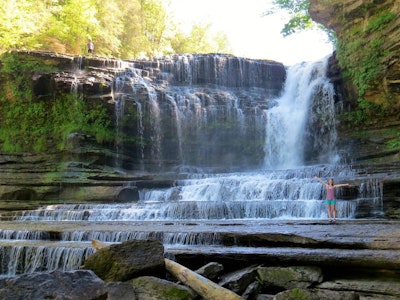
163, 0, 334, 66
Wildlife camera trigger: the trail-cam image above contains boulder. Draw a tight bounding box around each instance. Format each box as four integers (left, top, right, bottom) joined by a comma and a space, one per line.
257, 266, 323, 289
195, 262, 224, 280
241, 280, 262, 299
131, 276, 196, 300
218, 264, 259, 294
317, 279, 400, 298
0, 270, 106, 300
105, 281, 138, 300
81, 239, 165, 281
273, 288, 359, 300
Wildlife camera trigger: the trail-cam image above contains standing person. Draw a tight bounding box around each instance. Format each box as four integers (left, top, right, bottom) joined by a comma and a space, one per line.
313, 176, 349, 222
87, 39, 94, 54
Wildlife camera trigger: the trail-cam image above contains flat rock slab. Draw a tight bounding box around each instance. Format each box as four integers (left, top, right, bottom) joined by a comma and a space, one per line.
0, 270, 106, 300
0, 219, 398, 248
0, 219, 399, 271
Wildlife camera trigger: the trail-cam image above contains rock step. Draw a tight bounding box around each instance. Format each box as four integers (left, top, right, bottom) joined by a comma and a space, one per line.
0, 219, 399, 275
1, 239, 400, 274
167, 245, 400, 271
0, 220, 399, 249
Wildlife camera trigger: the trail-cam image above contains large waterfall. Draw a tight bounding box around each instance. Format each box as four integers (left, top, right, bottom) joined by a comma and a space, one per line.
265, 59, 337, 169
0, 55, 384, 277
112, 54, 286, 171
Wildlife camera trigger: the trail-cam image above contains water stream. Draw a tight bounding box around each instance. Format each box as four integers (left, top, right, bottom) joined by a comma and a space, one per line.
0, 55, 384, 277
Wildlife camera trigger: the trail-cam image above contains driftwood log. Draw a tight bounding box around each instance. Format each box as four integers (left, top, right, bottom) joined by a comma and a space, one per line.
91, 239, 110, 250
164, 258, 242, 300
91, 239, 243, 300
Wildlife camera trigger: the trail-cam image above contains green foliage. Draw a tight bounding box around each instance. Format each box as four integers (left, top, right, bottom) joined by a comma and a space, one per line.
0, 52, 59, 102
170, 23, 231, 54
340, 100, 387, 127
0, 94, 113, 153
0, 0, 231, 58
53, 0, 99, 54
336, 11, 395, 122
265, 0, 323, 37
386, 130, 400, 151
281, 14, 314, 36
0, 53, 113, 153
366, 11, 396, 32
0, 0, 49, 51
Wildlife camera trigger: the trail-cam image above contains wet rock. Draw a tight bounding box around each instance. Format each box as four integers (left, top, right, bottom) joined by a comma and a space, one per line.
241, 280, 262, 300
218, 264, 259, 294
0, 270, 106, 300
255, 295, 274, 300
116, 187, 139, 202
317, 279, 400, 298
81, 239, 165, 281
195, 261, 224, 280
273, 288, 359, 300
131, 276, 196, 300
105, 281, 137, 300
257, 266, 323, 290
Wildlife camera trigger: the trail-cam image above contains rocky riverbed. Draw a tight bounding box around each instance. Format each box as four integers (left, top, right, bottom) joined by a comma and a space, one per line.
0, 219, 399, 299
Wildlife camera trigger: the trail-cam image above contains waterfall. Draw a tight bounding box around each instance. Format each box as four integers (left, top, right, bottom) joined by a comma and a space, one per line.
265, 58, 337, 169
111, 54, 284, 171
0, 54, 386, 277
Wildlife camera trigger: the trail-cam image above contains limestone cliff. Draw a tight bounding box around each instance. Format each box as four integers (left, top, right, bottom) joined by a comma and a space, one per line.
309, 0, 400, 109
309, 0, 400, 218
310, 0, 400, 161
0, 51, 286, 203
0, 48, 399, 218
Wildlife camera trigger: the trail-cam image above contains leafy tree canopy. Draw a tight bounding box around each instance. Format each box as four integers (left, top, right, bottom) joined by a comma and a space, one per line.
0, 0, 231, 58
265, 0, 319, 36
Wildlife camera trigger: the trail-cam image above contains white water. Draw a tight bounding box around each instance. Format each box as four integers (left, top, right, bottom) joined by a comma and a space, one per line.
0, 56, 385, 277
265, 59, 337, 169
113, 54, 280, 170
13, 164, 380, 222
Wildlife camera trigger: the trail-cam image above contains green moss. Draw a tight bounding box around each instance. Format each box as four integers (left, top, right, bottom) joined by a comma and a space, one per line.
386, 131, 400, 151
0, 93, 113, 152
336, 11, 396, 126
163, 289, 193, 300
0, 52, 114, 153
284, 288, 309, 300
0, 52, 59, 103
83, 250, 114, 280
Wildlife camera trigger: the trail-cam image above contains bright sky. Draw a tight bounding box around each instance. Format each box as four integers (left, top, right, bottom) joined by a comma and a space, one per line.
163, 0, 334, 66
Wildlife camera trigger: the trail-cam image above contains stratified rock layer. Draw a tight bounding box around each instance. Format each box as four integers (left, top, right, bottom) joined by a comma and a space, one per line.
310, 0, 400, 108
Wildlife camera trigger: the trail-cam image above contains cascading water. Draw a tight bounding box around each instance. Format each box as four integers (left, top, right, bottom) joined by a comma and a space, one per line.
265, 59, 338, 169
112, 54, 285, 171
0, 55, 384, 277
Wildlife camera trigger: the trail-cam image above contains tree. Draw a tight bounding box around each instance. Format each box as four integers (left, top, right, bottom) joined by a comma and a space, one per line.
0, 0, 48, 51
53, 0, 99, 54
170, 23, 231, 55
116, 0, 144, 58
139, 0, 169, 57
93, 0, 124, 57
0, 0, 230, 58
265, 0, 315, 36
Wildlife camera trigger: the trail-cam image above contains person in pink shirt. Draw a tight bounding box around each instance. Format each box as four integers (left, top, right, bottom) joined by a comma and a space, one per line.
313, 176, 350, 222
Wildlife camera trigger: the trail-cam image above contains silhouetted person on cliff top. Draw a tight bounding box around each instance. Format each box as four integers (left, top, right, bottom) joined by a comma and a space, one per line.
87, 40, 94, 54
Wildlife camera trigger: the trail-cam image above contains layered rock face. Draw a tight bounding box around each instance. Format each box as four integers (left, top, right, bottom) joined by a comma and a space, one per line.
309, 0, 400, 108
309, 0, 400, 219
0, 51, 286, 203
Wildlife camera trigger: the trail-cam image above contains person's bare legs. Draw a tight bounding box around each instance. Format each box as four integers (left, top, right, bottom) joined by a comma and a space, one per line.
332, 205, 336, 222
327, 204, 332, 221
